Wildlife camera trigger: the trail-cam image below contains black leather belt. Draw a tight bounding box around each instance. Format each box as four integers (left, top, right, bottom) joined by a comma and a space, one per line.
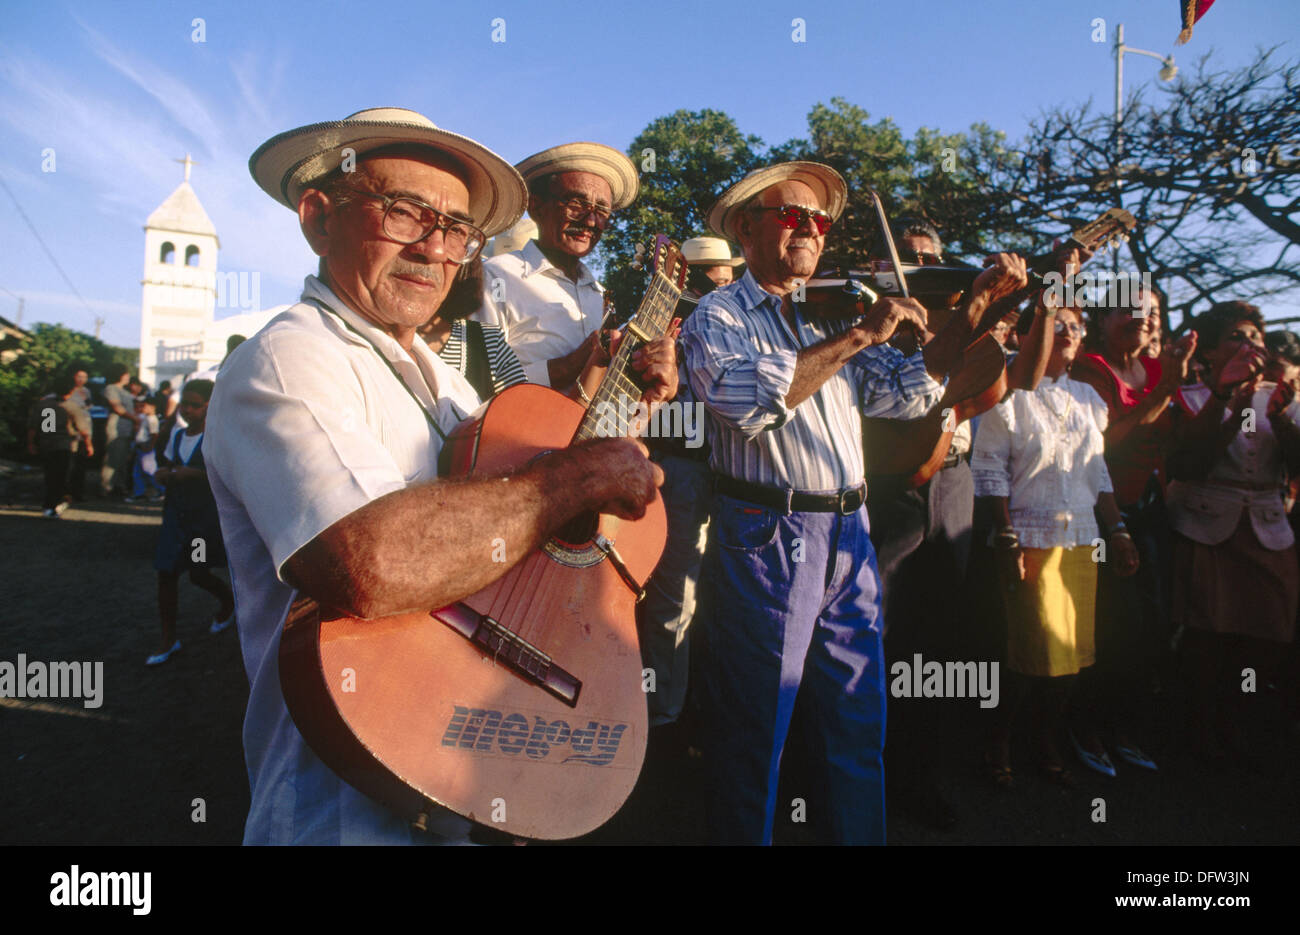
942, 447, 971, 469
715, 474, 866, 515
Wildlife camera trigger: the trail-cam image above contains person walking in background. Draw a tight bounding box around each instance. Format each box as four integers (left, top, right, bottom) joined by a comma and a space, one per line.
26, 373, 93, 518
65, 364, 93, 502
127, 397, 163, 502
100, 363, 138, 498
146, 379, 234, 666
973, 302, 1139, 788
153, 380, 179, 422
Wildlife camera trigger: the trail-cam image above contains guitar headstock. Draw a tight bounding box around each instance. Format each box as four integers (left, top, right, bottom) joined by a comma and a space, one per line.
647, 234, 688, 291
1068, 208, 1137, 254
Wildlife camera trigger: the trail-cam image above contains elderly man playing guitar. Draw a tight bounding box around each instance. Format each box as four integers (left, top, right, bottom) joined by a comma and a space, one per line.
206, 109, 676, 845
679, 162, 992, 844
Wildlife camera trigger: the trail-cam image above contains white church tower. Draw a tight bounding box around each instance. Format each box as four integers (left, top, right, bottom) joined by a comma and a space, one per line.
139, 155, 219, 388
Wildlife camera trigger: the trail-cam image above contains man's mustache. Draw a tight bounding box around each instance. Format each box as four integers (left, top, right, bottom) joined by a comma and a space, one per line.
390, 263, 443, 285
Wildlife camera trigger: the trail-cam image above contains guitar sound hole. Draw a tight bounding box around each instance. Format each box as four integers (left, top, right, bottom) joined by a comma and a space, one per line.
553, 511, 598, 547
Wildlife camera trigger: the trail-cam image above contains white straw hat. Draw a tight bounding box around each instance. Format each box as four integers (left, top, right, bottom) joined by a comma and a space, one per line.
707, 161, 847, 242
515, 142, 639, 210
681, 236, 744, 267
248, 107, 527, 237
488, 217, 538, 257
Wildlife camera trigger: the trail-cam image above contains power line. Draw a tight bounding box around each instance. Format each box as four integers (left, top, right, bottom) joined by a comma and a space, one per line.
0, 175, 95, 318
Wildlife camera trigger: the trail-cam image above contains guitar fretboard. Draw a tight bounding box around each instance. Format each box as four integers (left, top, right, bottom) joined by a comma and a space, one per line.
573, 268, 681, 442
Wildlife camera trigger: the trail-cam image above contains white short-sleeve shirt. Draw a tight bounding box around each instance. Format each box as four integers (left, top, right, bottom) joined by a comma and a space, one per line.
970, 373, 1114, 548
205, 275, 481, 845
474, 239, 606, 387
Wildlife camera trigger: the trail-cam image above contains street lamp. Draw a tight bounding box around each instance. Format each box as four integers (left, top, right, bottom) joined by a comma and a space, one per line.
1110, 23, 1177, 270
1115, 23, 1178, 158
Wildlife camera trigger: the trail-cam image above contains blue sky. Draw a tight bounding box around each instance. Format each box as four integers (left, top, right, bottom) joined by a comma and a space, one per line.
1, 0, 1296, 348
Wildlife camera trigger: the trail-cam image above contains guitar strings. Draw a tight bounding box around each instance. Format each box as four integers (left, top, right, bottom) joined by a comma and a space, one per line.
488, 267, 681, 650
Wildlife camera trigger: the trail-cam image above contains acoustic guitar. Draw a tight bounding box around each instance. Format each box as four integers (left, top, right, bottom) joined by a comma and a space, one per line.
279, 237, 687, 840
862, 209, 1138, 487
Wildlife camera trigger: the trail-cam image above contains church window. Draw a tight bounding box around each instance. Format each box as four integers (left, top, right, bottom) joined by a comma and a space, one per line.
185, 245, 201, 266
160, 242, 176, 264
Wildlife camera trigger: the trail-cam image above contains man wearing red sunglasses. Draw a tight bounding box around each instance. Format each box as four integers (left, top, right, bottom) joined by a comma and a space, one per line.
680, 162, 951, 844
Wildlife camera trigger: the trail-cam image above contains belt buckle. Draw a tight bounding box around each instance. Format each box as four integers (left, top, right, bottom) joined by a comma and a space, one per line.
838, 485, 861, 515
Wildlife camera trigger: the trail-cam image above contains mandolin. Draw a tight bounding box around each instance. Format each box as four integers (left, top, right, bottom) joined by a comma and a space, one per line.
278, 236, 687, 840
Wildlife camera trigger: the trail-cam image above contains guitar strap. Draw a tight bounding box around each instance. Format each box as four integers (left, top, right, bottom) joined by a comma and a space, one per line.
461, 320, 495, 402
307, 297, 451, 444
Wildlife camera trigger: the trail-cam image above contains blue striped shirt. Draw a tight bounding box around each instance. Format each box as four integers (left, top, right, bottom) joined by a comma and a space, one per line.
681, 270, 943, 491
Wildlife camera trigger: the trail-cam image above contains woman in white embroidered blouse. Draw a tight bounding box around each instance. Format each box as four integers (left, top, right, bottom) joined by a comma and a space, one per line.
972, 303, 1139, 787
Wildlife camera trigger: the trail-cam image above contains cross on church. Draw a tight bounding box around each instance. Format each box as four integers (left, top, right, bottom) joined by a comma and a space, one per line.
175, 153, 198, 182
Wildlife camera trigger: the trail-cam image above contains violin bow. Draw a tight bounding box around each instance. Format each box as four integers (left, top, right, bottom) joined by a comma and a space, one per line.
868, 189, 910, 301
867, 188, 930, 351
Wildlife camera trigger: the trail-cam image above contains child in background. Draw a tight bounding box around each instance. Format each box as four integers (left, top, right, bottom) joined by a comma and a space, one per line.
145, 380, 235, 666
127, 398, 163, 502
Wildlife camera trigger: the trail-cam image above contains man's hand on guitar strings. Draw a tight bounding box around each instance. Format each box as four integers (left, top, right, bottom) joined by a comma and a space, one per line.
628, 329, 680, 406
549, 437, 664, 522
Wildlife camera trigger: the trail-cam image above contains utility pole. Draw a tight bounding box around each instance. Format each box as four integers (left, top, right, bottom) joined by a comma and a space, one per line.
94, 316, 104, 340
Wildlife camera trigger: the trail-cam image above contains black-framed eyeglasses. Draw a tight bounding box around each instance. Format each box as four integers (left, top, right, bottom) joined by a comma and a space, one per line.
551, 196, 615, 228
1054, 318, 1086, 338
752, 204, 833, 235
342, 188, 485, 264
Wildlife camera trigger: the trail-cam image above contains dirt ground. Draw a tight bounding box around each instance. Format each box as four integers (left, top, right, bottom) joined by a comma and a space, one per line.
3, 462, 1297, 846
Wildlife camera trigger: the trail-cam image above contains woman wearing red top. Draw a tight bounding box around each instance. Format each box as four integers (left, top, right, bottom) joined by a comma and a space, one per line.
1069, 287, 1196, 777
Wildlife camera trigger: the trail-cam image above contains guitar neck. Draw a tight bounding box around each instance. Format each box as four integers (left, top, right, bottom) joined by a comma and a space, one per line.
573, 269, 681, 442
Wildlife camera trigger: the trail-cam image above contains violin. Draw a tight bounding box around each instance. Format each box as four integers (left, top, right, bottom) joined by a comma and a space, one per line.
804, 207, 1137, 327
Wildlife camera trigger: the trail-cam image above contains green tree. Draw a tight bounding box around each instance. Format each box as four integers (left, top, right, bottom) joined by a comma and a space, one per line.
600, 110, 765, 319
0, 323, 137, 453
772, 97, 1023, 263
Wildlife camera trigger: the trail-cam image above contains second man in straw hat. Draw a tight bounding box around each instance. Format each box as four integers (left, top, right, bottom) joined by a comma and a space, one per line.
474, 142, 640, 390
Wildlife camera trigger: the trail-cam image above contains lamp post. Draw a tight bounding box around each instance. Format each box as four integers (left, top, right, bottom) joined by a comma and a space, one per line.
1114, 23, 1178, 160
1111, 24, 1178, 269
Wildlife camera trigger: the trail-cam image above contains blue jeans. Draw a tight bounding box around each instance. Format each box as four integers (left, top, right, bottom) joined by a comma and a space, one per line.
132, 451, 162, 498
699, 493, 887, 844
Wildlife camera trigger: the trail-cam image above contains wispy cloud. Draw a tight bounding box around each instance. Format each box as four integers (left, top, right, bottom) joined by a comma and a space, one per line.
0, 20, 315, 332
18, 290, 137, 316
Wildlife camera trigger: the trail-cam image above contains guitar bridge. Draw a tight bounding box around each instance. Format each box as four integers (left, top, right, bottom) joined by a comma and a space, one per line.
431, 603, 582, 707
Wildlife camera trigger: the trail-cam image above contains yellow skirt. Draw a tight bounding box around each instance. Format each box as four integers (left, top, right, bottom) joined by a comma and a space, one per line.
999, 545, 1097, 677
